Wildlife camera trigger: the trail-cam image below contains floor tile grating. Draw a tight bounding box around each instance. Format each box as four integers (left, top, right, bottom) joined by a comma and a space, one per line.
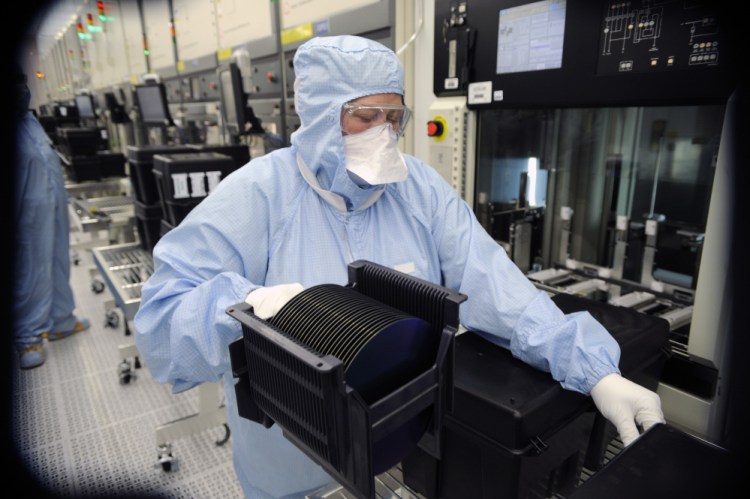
11, 242, 243, 498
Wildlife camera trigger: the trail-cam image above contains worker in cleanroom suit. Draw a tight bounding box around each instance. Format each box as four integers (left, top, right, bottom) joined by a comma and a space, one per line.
13, 68, 90, 370
134, 35, 664, 498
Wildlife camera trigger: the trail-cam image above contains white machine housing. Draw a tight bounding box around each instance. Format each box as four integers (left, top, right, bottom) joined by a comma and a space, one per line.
426, 97, 476, 207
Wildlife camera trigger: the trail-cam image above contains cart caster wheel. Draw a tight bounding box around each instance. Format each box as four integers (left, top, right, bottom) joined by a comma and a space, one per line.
91, 280, 105, 294
134, 356, 142, 369
105, 310, 120, 328
216, 423, 231, 446
156, 444, 176, 472
118, 360, 136, 384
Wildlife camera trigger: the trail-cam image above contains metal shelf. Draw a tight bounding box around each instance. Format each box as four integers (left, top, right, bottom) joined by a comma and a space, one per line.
91, 242, 153, 322
70, 195, 135, 233
65, 177, 127, 199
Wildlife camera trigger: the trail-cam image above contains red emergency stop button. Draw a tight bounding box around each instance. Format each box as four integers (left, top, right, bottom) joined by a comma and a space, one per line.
267, 71, 277, 83
427, 120, 444, 138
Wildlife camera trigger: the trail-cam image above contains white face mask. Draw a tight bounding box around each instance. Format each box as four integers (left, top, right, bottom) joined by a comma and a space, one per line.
343, 123, 408, 185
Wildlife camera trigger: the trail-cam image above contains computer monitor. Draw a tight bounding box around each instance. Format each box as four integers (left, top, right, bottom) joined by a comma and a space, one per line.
101, 92, 116, 111
75, 94, 96, 119
134, 83, 173, 126
101, 91, 128, 123
496, 0, 566, 76
218, 62, 247, 136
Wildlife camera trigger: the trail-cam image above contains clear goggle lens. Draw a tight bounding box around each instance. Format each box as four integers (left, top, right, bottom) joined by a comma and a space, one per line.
341, 103, 412, 137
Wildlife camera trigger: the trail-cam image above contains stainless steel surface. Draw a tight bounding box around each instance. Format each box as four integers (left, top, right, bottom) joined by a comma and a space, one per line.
609, 291, 656, 309
65, 177, 128, 199
69, 195, 135, 234
658, 305, 694, 331
91, 242, 153, 321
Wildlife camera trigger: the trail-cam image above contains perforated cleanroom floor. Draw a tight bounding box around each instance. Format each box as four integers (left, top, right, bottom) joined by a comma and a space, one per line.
10, 238, 243, 499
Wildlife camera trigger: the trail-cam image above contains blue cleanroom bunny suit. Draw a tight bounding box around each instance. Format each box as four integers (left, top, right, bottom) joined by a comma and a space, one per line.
14, 109, 80, 350
135, 35, 621, 498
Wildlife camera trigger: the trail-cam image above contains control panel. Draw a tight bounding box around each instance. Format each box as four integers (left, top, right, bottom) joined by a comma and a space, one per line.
164, 79, 182, 103
248, 55, 285, 97
163, 71, 222, 103
191, 72, 222, 101
434, 0, 738, 108
426, 96, 476, 207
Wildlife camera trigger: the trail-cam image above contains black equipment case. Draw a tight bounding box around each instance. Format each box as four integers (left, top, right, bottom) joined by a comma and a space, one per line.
229, 266, 672, 499
126, 144, 195, 205
402, 292, 672, 499
567, 423, 730, 499
152, 152, 237, 226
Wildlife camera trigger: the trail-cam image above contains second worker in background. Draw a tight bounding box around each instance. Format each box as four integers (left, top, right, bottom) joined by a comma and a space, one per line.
14, 65, 90, 370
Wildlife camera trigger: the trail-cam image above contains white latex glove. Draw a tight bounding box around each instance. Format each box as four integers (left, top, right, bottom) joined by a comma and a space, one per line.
590, 373, 665, 447
245, 283, 304, 319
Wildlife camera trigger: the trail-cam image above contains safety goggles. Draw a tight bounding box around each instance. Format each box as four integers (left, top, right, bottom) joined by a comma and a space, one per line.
341, 102, 412, 137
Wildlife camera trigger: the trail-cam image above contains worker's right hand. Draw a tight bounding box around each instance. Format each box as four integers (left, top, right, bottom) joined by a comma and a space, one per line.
245, 283, 304, 319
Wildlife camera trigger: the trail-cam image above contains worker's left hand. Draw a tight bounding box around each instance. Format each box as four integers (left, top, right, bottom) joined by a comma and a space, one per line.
245, 283, 304, 319
590, 373, 665, 447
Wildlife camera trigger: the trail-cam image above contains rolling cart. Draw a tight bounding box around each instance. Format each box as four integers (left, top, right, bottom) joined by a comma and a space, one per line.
69, 195, 137, 261
91, 242, 152, 378
90, 242, 230, 471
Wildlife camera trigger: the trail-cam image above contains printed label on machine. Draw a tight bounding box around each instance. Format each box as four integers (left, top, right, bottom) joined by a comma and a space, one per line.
445, 78, 459, 90
172, 171, 223, 199
468, 81, 492, 104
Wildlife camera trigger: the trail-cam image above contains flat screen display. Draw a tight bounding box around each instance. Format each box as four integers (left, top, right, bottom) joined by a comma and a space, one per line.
220, 69, 239, 130
218, 62, 246, 135
75, 94, 95, 119
496, 0, 566, 75
135, 84, 171, 125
